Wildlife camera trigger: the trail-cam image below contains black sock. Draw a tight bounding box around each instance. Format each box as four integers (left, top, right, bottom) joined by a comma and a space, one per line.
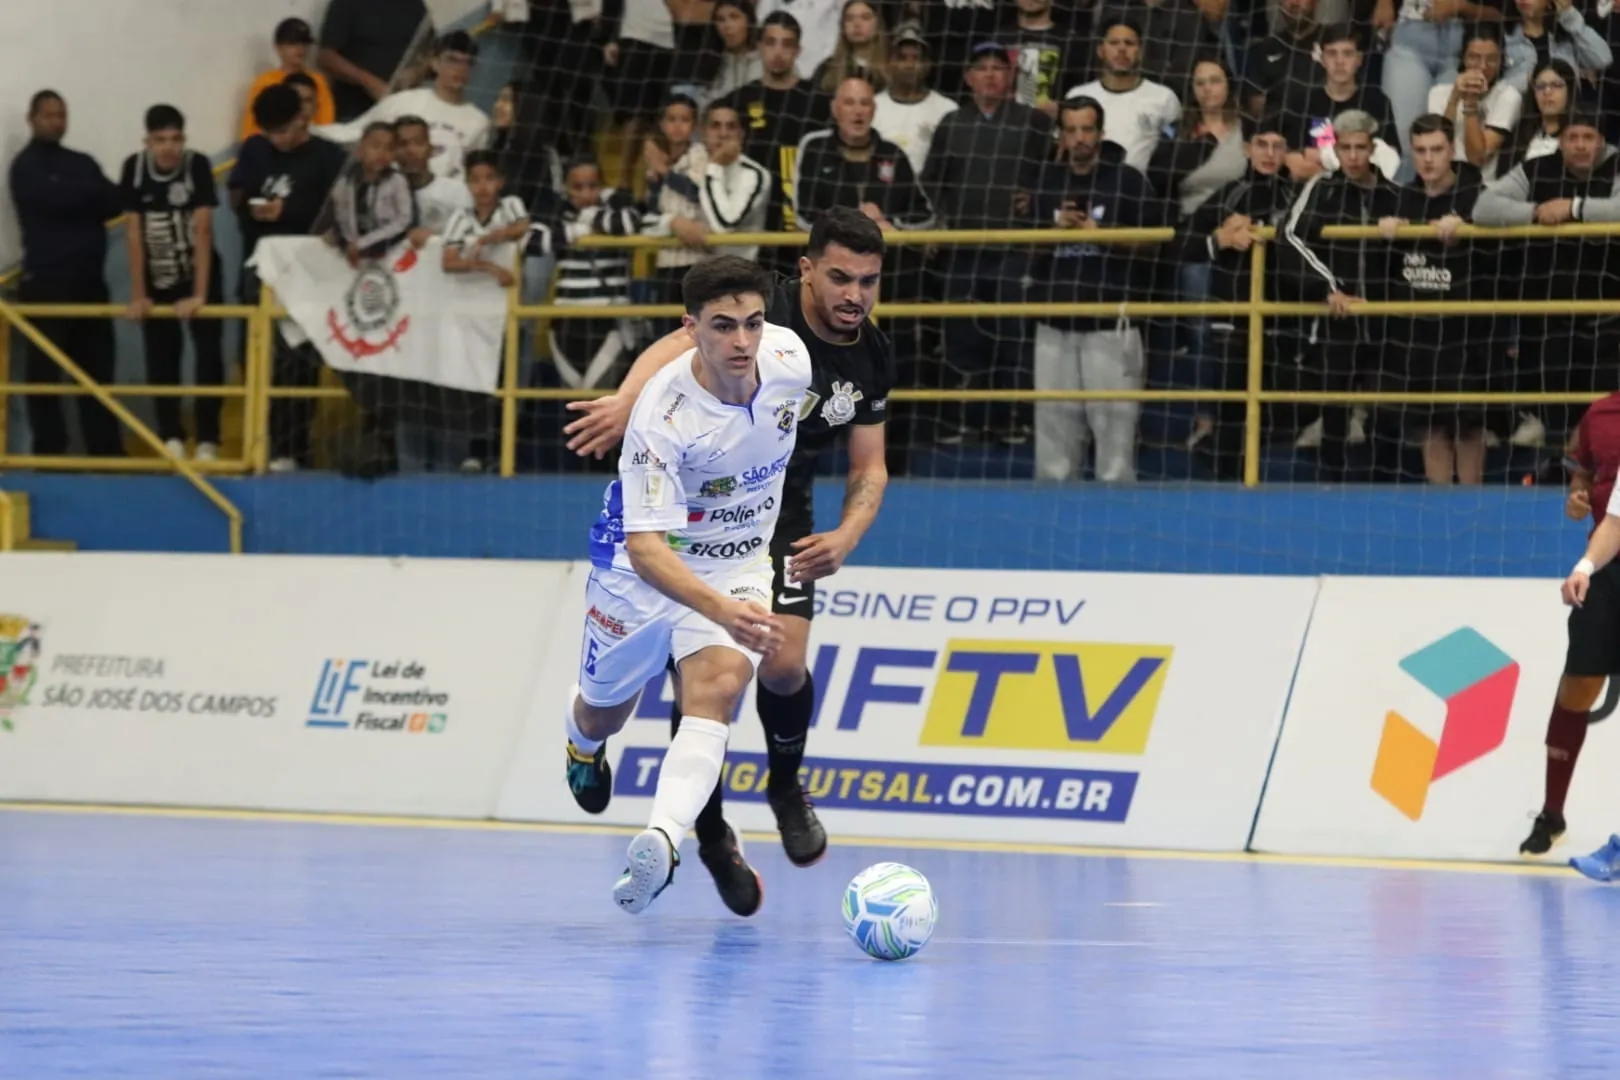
672, 701, 729, 845
759, 672, 814, 795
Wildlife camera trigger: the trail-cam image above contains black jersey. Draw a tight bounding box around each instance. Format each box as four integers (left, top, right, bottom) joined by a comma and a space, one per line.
766, 278, 895, 537
120, 150, 217, 293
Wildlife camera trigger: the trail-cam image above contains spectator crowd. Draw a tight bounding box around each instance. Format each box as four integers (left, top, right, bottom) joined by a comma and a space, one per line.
10, 0, 1620, 485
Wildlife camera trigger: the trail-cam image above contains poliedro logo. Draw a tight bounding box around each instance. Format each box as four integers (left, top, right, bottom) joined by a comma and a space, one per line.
1371, 628, 1519, 821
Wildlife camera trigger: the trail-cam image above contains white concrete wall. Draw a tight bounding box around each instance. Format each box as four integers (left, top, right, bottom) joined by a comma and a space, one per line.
0, 0, 489, 269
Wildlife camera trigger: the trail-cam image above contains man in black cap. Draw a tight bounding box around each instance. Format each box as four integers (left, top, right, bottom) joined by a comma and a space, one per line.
872, 24, 961, 175
920, 41, 1052, 443
242, 18, 336, 138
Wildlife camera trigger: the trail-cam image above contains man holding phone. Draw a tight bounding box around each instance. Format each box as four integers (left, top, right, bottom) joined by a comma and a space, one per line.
227, 84, 347, 471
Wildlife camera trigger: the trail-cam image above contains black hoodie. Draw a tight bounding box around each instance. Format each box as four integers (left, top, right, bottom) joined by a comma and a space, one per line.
1177, 165, 1299, 306
8, 138, 121, 288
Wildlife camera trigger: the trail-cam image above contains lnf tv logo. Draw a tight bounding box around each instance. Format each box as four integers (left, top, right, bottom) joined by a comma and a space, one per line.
1371, 628, 1520, 821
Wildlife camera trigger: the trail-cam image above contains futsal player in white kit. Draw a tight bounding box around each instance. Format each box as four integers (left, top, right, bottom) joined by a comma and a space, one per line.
562, 255, 813, 914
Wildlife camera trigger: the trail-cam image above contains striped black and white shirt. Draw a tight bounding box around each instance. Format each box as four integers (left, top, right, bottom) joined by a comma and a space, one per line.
645, 145, 772, 266
444, 194, 530, 271
119, 149, 216, 293
528, 192, 642, 306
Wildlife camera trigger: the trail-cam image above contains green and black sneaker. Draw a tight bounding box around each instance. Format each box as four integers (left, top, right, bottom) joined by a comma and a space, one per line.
566, 741, 612, 814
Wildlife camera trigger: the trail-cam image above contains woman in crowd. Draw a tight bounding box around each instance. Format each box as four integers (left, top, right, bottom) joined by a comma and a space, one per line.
1146, 56, 1248, 460
814, 0, 890, 94
1502, 0, 1611, 95
1498, 56, 1578, 175
701, 0, 763, 104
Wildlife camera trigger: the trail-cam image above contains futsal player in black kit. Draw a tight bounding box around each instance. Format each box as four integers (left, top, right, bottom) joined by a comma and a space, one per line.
563, 208, 893, 915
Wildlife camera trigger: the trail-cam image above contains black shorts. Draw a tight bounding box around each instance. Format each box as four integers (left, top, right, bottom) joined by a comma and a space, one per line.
1567, 563, 1620, 676
770, 512, 814, 619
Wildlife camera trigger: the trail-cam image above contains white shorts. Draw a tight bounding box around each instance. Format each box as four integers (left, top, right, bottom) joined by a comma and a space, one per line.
575, 559, 774, 707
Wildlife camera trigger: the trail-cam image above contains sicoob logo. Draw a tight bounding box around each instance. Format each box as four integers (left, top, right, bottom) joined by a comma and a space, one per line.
1370, 628, 1519, 821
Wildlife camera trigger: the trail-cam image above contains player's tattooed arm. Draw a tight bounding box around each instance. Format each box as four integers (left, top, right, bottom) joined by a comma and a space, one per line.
563, 328, 695, 457
789, 423, 889, 582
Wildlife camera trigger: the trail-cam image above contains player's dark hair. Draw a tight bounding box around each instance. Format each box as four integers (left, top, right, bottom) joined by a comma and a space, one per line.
393, 114, 429, 139
282, 71, 317, 93
760, 11, 802, 43
806, 205, 886, 259
1059, 95, 1106, 131
28, 90, 62, 117
1319, 22, 1361, 51
144, 104, 184, 133
1409, 112, 1454, 142
682, 256, 775, 316
464, 149, 503, 175
252, 84, 303, 132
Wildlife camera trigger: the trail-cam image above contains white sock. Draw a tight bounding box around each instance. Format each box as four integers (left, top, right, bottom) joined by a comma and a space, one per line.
565, 690, 602, 754
647, 715, 729, 854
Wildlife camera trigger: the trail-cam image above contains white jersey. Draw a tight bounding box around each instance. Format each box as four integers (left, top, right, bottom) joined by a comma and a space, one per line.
589, 323, 813, 575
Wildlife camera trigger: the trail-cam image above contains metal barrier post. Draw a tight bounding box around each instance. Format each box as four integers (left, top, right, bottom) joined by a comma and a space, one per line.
500, 274, 521, 479
1243, 241, 1267, 488
0, 304, 10, 457
253, 287, 276, 474
0, 298, 243, 553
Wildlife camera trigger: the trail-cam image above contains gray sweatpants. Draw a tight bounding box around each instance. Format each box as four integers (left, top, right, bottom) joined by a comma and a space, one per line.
1033, 323, 1144, 482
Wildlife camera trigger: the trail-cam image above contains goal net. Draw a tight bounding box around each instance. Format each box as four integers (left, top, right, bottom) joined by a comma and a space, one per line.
235, 2, 1594, 574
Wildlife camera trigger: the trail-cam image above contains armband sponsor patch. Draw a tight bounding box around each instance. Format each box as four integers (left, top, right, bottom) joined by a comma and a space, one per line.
642, 471, 668, 507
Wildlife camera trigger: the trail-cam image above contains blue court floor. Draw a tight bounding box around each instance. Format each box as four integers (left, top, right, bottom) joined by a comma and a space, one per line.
1, 808, 1616, 1079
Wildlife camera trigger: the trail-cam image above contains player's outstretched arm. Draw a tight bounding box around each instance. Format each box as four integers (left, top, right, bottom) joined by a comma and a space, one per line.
789, 422, 889, 583
624, 533, 783, 654
563, 327, 694, 458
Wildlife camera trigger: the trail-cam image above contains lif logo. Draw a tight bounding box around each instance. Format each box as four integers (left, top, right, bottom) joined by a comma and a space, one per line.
306, 658, 449, 734
1371, 628, 1519, 821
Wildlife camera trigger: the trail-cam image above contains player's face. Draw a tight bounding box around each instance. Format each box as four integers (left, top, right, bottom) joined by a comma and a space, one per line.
1336, 131, 1373, 179
759, 26, 801, 76
686, 294, 767, 380
395, 123, 431, 174
1561, 125, 1603, 173
145, 127, 185, 172
1411, 130, 1453, 183
1320, 41, 1361, 86
802, 243, 883, 334
1248, 132, 1288, 175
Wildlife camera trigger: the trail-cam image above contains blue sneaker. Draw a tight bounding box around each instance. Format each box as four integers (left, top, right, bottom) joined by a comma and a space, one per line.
567, 741, 612, 814
1569, 834, 1620, 882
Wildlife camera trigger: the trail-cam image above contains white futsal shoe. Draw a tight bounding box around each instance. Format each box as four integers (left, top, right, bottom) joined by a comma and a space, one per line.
613, 827, 679, 915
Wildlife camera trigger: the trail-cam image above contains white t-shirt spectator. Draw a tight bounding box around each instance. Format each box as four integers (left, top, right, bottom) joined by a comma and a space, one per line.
413, 175, 473, 234
444, 194, 529, 271
621, 0, 675, 48
316, 88, 491, 180
755, 0, 844, 77
1065, 78, 1181, 173
1426, 80, 1523, 179
874, 90, 960, 174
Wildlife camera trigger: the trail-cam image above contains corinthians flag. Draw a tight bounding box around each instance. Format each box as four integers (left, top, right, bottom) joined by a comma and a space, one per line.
249, 236, 506, 394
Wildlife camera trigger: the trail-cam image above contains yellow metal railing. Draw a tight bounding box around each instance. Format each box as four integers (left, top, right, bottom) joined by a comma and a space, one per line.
0, 223, 1613, 507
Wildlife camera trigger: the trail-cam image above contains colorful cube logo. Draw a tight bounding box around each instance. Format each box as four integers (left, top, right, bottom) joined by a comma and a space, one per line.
1370, 628, 1520, 821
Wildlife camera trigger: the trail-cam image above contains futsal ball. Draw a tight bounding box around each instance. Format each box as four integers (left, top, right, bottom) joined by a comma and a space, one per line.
841, 862, 937, 961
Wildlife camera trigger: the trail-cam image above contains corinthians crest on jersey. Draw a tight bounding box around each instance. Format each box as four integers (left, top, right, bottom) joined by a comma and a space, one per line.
327, 248, 417, 359
801, 380, 864, 427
